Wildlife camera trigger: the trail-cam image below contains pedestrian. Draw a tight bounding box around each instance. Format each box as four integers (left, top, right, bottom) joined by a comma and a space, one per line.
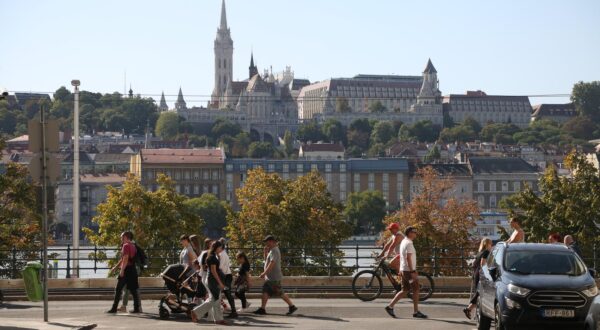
118, 239, 144, 313
548, 233, 562, 244
506, 215, 525, 244
218, 237, 238, 318
463, 237, 492, 319
564, 235, 583, 257
180, 235, 198, 274
377, 223, 404, 274
384, 226, 427, 319
194, 238, 212, 304
253, 235, 298, 316
234, 251, 251, 312
190, 240, 228, 326
106, 231, 142, 314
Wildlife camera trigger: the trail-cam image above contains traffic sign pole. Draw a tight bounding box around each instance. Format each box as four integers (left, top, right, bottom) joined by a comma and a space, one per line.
40, 106, 49, 322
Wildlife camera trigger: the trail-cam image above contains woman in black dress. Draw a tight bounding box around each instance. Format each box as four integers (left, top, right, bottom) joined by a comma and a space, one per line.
463, 237, 492, 319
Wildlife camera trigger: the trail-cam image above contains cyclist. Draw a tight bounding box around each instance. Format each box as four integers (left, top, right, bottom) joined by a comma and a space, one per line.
377, 223, 404, 274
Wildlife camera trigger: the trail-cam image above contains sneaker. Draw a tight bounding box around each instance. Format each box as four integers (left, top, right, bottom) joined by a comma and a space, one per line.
253, 308, 267, 315
105, 309, 117, 314
237, 302, 252, 312
462, 307, 471, 320
131, 308, 142, 314
286, 305, 298, 316
117, 306, 127, 313
384, 306, 396, 318
413, 311, 428, 319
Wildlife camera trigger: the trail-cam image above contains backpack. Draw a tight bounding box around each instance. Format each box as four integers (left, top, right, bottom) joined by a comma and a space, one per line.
134, 243, 147, 271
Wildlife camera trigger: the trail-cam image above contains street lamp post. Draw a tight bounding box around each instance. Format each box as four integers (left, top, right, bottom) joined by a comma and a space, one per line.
71, 80, 80, 278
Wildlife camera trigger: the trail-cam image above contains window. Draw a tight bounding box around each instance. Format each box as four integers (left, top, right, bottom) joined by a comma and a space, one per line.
478, 195, 485, 207
477, 181, 485, 192
490, 195, 497, 208
184, 185, 190, 194
283, 164, 289, 172
240, 164, 247, 171
502, 181, 508, 192
176, 185, 181, 193
212, 170, 219, 180
184, 171, 190, 180
193, 170, 200, 180
297, 164, 304, 173
174, 170, 181, 180
268, 164, 275, 172
514, 181, 521, 191
146, 171, 153, 180
368, 173, 375, 190
203, 185, 209, 194
311, 164, 318, 171
325, 164, 332, 172
490, 181, 496, 192
194, 184, 200, 195
354, 173, 360, 191
225, 164, 233, 171
340, 164, 346, 172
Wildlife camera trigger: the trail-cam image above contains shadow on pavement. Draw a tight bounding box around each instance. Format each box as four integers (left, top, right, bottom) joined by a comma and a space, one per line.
290, 313, 349, 323
395, 317, 474, 326
0, 303, 40, 310
0, 327, 37, 330
119, 312, 293, 328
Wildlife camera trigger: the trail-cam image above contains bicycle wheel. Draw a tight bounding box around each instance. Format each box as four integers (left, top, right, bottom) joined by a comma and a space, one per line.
407, 272, 434, 302
352, 270, 383, 302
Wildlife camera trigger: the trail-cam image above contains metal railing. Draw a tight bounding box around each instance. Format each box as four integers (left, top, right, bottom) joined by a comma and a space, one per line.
1, 244, 598, 279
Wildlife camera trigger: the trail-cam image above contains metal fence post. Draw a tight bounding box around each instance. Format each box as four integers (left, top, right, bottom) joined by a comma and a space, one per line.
355, 244, 360, 270
460, 247, 465, 273
328, 244, 333, 277
93, 245, 98, 273
432, 247, 438, 277
66, 245, 71, 278
594, 243, 597, 271
11, 246, 17, 279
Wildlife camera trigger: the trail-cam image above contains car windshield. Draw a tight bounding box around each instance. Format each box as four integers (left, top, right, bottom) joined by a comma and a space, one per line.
504, 250, 587, 276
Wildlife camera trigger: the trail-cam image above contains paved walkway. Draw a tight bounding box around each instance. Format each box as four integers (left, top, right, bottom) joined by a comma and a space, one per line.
0, 298, 477, 330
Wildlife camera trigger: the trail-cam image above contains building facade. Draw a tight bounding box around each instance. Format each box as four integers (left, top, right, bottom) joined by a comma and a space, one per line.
224, 158, 410, 210
468, 157, 539, 211
531, 103, 577, 124
409, 163, 473, 202
443, 90, 532, 128
130, 148, 226, 199
297, 59, 443, 126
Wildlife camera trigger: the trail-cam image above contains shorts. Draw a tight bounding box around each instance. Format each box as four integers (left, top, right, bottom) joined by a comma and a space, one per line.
401, 271, 419, 292
262, 280, 284, 297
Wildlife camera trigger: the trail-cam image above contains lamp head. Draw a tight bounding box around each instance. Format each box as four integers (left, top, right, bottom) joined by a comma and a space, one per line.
71, 80, 80, 87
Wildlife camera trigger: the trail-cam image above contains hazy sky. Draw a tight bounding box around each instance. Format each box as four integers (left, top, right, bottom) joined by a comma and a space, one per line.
1, 0, 599, 106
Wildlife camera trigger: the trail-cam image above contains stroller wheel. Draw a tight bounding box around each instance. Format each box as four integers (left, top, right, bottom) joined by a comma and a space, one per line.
159, 307, 170, 320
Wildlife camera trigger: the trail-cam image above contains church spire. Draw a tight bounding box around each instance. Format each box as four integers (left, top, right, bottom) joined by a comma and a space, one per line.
220, 0, 228, 30
423, 58, 437, 74
175, 87, 187, 110
158, 91, 168, 111
249, 51, 258, 79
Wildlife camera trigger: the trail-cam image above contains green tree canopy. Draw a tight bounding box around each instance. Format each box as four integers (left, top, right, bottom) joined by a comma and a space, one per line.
571, 81, 600, 122
184, 193, 228, 238
345, 191, 387, 235
227, 168, 352, 275
84, 174, 203, 275
296, 121, 324, 143
155, 112, 180, 140
399, 120, 441, 142
321, 119, 346, 144
370, 121, 395, 145
283, 130, 294, 157
211, 119, 242, 139
248, 142, 274, 158
500, 152, 600, 259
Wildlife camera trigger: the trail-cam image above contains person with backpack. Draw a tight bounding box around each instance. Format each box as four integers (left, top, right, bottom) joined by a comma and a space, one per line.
106, 231, 142, 314
118, 239, 147, 312
462, 237, 492, 319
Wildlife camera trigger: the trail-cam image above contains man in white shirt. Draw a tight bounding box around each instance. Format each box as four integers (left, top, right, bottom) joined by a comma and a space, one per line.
218, 238, 237, 318
384, 226, 427, 319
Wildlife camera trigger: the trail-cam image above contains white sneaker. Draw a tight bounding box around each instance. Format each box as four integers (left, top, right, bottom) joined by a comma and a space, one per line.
237, 302, 252, 312
117, 306, 127, 313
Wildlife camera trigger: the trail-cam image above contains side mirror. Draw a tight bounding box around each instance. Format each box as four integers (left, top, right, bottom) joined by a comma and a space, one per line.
589, 269, 597, 278
489, 267, 498, 281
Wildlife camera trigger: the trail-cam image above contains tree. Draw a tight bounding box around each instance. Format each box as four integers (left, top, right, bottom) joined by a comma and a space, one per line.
184, 193, 229, 238
296, 121, 324, 143
424, 145, 441, 163
399, 120, 441, 142
335, 97, 352, 113
0, 143, 42, 278
439, 125, 477, 143
155, 112, 180, 140
188, 134, 213, 148
562, 116, 597, 140
231, 132, 251, 158
500, 152, 600, 258
248, 142, 274, 158
321, 119, 346, 144
368, 101, 386, 113
480, 123, 521, 143
345, 191, 387, 234
383, 167, 480, 275
283, 130, 294, 157
84, 174, 203, 276
211, 119, 242, 139
227, 168, 352, 275
571, 81, 600, 122
349, 118, 372, 134
370, 121, 395, 145
367, 142, 386, 157
462, 117, 482, 134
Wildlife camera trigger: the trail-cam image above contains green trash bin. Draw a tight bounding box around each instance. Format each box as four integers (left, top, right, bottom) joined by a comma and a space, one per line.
22, 262, 43, 302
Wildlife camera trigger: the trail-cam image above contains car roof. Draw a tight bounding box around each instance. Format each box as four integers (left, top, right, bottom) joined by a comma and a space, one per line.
503, 243, 571, 252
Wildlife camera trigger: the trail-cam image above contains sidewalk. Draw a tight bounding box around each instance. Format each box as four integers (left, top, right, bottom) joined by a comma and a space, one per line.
0, 318, 96, 330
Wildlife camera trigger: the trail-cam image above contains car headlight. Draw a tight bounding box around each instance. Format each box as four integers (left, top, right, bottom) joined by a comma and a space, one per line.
582, 286, 599, 298
508, 283, 530, 297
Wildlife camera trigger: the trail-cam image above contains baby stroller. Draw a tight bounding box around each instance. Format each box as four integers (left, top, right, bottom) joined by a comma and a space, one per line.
158, 264, 198, 319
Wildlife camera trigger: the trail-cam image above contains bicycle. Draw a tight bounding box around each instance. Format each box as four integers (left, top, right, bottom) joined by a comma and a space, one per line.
352, 258, 434, 302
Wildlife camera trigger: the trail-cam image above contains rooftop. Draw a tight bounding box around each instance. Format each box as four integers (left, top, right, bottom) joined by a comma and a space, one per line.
468, 157, 538, 174
140, 148, 225, 164
300, 143, 345, 153
80, 173, 127, 184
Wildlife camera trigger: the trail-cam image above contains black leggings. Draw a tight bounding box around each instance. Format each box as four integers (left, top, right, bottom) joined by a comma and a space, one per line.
235, 287, 248, 308
469, 274, 480, 305
223, 274, 236, 311
111, 266, 141, 311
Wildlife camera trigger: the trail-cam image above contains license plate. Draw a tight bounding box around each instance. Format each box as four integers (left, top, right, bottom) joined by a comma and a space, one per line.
542, 309, 575, 318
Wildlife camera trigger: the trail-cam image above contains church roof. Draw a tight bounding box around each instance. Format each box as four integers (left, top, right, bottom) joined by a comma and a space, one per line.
531, 103, 576, 117
230, 81, 249, 95
247, 74, 271, 93
220, 0, 228, 30
423, 59, 437, 74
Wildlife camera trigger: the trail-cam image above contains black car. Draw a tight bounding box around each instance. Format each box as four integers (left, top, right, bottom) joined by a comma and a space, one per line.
477, 242, 598, 330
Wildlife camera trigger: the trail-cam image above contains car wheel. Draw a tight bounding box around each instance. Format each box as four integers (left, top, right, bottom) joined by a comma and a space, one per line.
477, 304, 492, 330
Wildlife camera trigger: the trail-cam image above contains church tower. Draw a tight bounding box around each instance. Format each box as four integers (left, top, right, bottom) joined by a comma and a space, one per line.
417, 58, 441, 105
175, 87, 187, 110
158, 91, 169, 111
249, 52, 258, 79
211, 0, 234, 106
